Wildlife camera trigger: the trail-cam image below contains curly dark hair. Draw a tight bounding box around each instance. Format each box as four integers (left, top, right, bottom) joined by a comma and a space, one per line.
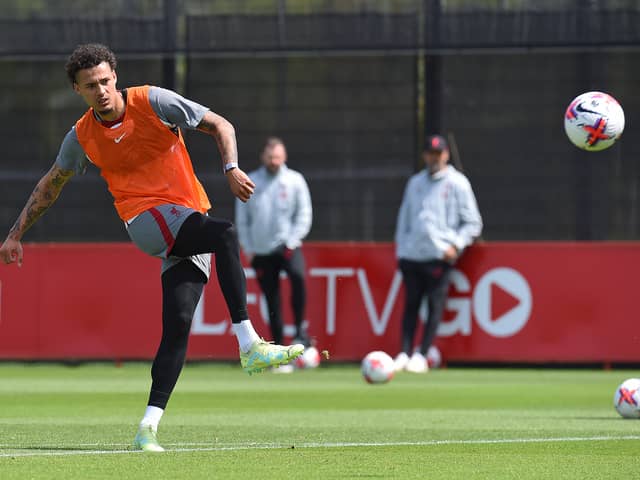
65, 43, 117, 84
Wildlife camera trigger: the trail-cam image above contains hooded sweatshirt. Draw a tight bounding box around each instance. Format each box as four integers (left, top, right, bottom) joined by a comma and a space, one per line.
395, 165, 482, 262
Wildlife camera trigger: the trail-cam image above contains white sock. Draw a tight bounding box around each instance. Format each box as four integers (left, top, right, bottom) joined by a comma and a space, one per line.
140, 405, 164, 432
232, 320, 260, 353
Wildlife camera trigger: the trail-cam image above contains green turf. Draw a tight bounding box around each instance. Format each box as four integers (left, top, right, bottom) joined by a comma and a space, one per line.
0, 363, 639, 479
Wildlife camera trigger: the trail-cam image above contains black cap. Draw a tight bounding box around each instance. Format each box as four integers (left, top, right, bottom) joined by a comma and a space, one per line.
425, 134, 448, 152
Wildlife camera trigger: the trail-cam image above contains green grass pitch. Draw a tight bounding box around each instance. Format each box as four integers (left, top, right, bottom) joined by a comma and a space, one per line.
0, 363, 639, 479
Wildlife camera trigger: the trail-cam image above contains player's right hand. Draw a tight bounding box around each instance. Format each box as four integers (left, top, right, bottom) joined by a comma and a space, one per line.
226, 167, 255, 202
0, 238, 23, 267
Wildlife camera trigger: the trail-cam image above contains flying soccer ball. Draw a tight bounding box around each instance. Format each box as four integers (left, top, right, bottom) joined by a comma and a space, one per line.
295, 346, 321, 369
564, 91, 625, 151
613, 378, 640, 419
361, 351, 395, 384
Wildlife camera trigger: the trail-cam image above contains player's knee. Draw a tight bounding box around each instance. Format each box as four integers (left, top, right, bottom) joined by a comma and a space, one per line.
219, 223, 239, 250
172, 314, 192, 343
174, 310, 193, 336
163, 306, 194, 337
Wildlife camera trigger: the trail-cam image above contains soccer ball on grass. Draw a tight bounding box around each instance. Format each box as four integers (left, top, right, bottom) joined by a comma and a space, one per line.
361, 351, 395, 384
294, 346, 321, 369
613, 378, 640, 419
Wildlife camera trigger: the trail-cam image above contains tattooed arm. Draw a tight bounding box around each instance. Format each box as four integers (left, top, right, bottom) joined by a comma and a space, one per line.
196, 111, 255, 203
0, 164, 74, 266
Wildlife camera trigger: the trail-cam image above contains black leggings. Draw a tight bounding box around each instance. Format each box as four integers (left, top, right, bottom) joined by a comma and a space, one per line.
148, 260, 204, 409
147, 212, 248, 410
399, 259, 452, 356
170, 213, 248, 323
251, 247, 306, 345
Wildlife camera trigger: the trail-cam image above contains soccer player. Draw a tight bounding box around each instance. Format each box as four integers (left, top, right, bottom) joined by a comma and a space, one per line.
235, 138, 313, 373
394, 134, 482, 373
0, 44, 304, 451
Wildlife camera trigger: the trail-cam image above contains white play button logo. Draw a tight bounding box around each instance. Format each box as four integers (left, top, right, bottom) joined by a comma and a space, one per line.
472, 267, 532, 338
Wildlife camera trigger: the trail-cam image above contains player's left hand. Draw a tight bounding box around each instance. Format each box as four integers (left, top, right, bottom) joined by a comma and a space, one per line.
226, 168, 255, 202
443, 245, 458, 264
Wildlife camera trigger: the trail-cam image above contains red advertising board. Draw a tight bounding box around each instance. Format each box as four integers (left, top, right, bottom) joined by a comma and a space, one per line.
1, 242, 639, 363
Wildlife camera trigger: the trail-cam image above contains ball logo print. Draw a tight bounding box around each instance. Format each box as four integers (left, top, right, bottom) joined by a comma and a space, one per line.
618, 388, 637, 406
564, 91, 625, 151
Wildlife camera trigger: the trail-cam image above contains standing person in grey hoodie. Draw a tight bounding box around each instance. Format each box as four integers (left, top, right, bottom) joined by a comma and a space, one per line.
236, 137, 313, 371
394, 134, 482, 373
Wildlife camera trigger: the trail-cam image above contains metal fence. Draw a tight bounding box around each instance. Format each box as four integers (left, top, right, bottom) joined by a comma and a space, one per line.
1, 0, 639, 242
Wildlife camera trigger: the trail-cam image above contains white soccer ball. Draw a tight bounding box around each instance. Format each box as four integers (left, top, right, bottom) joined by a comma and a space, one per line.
564, 91, 625, 151
427, 345, 442, 369
613, 378, 640, 419
295, 346, 321, 369
361, 351, 395, 384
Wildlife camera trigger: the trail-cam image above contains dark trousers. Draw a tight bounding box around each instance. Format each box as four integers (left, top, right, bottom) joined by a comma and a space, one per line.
148, 212, 247, 410
251, 247, 306, 345
399, 258, 452, 356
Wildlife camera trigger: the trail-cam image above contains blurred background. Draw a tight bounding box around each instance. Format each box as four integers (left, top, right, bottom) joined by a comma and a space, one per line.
1, 0, 639, 244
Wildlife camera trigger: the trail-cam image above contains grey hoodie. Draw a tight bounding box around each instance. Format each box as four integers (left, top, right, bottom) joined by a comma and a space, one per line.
395, 165, 482, 261
236, 164, 312, 256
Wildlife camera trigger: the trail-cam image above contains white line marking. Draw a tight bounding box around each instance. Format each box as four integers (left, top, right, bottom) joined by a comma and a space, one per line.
0, 436, 639, 458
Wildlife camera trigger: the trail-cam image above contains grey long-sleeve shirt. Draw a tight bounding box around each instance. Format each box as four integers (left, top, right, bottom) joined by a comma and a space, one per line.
395, 165, 482, 262
236, 164, 313, 256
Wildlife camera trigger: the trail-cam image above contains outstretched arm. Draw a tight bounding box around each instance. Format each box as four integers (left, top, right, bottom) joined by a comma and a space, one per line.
196, 111, 255, 203
0, 164, 74, 266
